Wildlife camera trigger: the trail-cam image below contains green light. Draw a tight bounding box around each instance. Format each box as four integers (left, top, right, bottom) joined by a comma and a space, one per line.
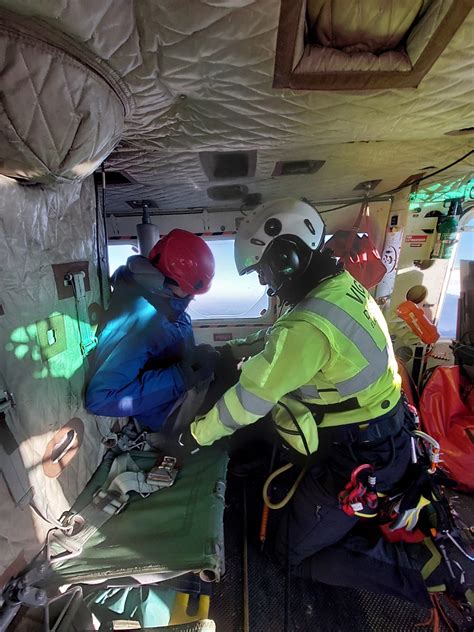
14, 343, 30, 359
10, 328, 30, 343
33, 367, 49, 380
6, 312, 96, 380
409, 174, 472, 207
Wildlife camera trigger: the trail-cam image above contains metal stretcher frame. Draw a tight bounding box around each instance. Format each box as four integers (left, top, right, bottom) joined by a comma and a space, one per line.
50, 447, 228, 585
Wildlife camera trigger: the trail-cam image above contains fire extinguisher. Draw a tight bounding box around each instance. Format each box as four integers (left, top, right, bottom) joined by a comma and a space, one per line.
396, 301, 439, 344
431, 198, 462, 260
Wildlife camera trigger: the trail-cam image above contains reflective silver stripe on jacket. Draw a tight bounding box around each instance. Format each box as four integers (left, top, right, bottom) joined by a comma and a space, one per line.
299, 384, 321, 399
236, 383, 274, 416
296, 297, 389, 397
291, 384, 321, 400
217, 398, 242, 430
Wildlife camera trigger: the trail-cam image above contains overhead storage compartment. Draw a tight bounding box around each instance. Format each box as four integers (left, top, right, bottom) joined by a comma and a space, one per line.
0, 9, 130, 184
274, 0, 472, 89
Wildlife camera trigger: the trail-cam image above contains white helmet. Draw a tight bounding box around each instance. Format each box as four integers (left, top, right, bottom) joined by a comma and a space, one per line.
234, 198, 325, 276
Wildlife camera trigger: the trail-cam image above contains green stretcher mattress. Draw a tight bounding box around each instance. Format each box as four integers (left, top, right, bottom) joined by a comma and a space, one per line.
52, 447, 228, 584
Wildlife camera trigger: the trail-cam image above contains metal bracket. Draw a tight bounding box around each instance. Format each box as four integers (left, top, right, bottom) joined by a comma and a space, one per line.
64, 272, 97, 356
0, 546, 83, 632
146, 456, 178, 488
0, 391, 15, 415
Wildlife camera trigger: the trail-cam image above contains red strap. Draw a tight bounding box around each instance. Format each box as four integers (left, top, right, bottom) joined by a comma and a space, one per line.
352, 200, 369, 231
343, 201, 369, 252
338, 464, 376, 516
350, 463, 372, 486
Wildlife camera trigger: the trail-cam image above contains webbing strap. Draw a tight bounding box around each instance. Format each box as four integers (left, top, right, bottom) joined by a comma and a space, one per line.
52, 501, 120, 557
50, 454, 169, 559
67, 271, 97, 356
305, 397, 361, 417
0, 406, 66, 529
421, 538, 442, 581
0, 422, 34, 508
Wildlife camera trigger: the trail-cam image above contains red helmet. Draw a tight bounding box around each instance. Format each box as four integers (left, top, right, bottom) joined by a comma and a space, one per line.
148, 229, 215, 295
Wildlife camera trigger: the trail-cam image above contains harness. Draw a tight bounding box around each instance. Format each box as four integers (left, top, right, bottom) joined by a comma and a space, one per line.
306, 398, 405, 445
276, 396, 405, 463
50, 452, 178, 561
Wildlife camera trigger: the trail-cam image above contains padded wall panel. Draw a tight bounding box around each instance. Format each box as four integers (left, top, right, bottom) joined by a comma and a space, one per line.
0, 176, 114, 576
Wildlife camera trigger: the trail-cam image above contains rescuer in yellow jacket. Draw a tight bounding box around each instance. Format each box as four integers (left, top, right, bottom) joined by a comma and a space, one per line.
178, 199, 423, 600
181, 198, 404, 457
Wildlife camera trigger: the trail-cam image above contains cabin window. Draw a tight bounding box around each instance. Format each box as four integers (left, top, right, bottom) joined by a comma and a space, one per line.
108, 243, 138, 275
188, 239, 269, 321
107, 239, 269, 321
437, 215, 474, 339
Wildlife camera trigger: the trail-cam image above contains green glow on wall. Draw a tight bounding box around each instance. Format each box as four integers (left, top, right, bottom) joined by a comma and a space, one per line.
13, 343, 30, 360
408, 175, 472, 210
5, 312, 94, 380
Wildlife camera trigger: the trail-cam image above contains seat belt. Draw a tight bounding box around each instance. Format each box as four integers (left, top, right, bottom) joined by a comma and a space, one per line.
50, 453, 178, 559
0, 386, 65, 529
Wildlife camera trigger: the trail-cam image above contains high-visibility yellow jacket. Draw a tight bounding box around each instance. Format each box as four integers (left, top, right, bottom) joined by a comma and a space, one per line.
191, 271, 401, 455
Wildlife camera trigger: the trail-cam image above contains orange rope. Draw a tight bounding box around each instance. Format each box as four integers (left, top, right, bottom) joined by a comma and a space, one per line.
415, 595, 440, 632
434, 594, 457, 632
259, 504, 270, 545
432, 596, 441, 632
415, 607, 434, 630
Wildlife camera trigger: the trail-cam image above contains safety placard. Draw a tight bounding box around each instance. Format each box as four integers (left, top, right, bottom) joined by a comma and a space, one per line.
405, 234, 428, 246
213, 332, 233, 342
398, 214, 438, 266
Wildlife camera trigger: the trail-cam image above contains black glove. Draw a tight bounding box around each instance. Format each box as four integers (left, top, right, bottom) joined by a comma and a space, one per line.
214, 344, 240, 375
178, 361, 212, 389
188, 344, 220, 370
179, 344, 220, 389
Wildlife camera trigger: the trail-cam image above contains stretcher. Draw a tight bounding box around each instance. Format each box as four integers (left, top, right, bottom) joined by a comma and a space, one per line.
53, 446, 228, 584
1, 446, 228, 630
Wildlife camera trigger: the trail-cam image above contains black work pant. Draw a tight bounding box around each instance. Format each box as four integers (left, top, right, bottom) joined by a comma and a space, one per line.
275, 402, 432, 608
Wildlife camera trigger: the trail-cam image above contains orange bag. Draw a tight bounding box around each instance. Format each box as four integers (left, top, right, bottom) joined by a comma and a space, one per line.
324, 202, 386, 289
396, 301, 440, 345
419, 366, 474, 492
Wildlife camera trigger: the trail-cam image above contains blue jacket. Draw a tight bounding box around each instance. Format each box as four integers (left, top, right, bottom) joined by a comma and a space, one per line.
85, 255, 194, 430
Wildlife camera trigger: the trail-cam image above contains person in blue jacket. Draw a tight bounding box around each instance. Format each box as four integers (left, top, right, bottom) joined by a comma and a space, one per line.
85, 229, 216, 431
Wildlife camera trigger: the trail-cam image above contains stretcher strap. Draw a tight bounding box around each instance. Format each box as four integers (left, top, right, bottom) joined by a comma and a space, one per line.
50, 454, 168, 559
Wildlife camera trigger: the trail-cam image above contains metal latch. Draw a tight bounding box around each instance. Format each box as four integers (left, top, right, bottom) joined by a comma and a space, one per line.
0, 390, 15, 414
146, 456, 178, 488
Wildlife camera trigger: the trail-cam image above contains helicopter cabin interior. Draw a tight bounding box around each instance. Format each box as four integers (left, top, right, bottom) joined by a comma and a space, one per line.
0, 1, 473, 630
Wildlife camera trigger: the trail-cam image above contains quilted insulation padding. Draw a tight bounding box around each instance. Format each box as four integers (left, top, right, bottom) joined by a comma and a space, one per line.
0, 0, 472, 205
0, 176, 114, 576
0, 10, 126, 184
306, 0, 427, 53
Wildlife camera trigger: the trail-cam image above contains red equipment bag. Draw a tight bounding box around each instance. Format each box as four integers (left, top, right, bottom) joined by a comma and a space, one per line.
419, 365, 474, 492
324, 201, 386, 289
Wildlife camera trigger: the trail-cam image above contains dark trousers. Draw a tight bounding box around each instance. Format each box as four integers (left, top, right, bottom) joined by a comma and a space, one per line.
275, 402, 432, 607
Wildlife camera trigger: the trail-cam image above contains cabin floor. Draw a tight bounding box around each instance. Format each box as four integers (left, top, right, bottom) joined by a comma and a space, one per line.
210, 454, 474, 632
